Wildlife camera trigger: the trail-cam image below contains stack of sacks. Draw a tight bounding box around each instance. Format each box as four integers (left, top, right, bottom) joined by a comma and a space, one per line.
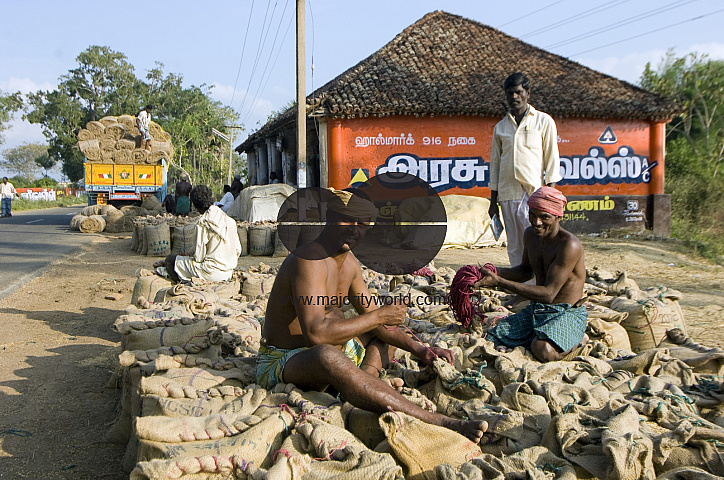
107, 262, 724, 479
77, 115, 173, 165
69, 204, 134, 233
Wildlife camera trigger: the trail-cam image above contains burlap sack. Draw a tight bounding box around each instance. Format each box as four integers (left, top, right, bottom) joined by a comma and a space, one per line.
118, 317, 214, 352
136, 410, 293, 469
135, 413, 263, 443
379, 411, 482, 480
241, 272, 276, 300
249, 225, 275, 256
612, 296, 687, 353
77, 128, 95, 141
587, 317, 632, 351
141, 386, 267, 418
237, 224, 249, 256
69, 214, 84, 231
105, 122, 126, 140
141, 195, 162, 212
105, 211, 132, 233
144, 223, 171, 257
79, 214, 106, 233
130, 274, 173, 305
171, 224, 196, 256
99, 115, 119, 127
81, 204, 103, 216
273, 229, 290, 257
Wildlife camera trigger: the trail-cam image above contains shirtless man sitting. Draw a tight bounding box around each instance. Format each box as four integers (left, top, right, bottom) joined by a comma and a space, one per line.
257, 188, 488, 443
474, 186, 588, 362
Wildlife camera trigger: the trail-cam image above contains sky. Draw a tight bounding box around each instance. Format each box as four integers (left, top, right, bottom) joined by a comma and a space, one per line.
2, 0, 724, 179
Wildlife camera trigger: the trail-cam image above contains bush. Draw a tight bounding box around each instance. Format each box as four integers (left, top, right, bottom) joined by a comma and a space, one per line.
32, 177, 58, 188
12, 195, 87, 211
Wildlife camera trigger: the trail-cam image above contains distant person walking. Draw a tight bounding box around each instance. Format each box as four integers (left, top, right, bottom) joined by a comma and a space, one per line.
1, 177, 17, 218
175, 173, 192, 215
488, 72, 561, 267
136, 104, 153, 151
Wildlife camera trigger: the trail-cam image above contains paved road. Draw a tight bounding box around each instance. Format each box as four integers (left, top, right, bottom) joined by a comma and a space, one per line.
0, 206, 96, 300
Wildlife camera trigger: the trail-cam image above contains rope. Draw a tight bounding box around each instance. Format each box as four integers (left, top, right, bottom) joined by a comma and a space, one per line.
447, 264, 496, 328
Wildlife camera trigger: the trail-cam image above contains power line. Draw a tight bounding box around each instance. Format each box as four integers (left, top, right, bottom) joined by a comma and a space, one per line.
497, 0, 567, 29
545, 0, 698, 50
236, 0, 277, 116
230, 0, 255, 109
242, 14, 295, 127
570, 7, 724, 57
521, 0, 632, 39
241, 0, 294, 126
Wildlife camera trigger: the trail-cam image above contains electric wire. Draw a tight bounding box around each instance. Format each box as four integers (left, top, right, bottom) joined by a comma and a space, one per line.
230, 0, 255, 109
520, 0, 632, 39
497, 0, 567, 28
241, 1, 295, 126
236, 0, 277, 117
545, 0, 698, 49
570, 7, 724, 57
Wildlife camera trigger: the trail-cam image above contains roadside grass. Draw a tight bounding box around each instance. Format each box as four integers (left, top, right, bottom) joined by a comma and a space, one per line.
11, 195, 88, 211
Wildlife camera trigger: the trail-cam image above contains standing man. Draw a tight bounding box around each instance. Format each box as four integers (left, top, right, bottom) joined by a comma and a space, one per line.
473, 187, 587, 362
1, 177, 17, 218
175, 173, 192, 216
136, 104, 153, 152
489, 73, 562, 268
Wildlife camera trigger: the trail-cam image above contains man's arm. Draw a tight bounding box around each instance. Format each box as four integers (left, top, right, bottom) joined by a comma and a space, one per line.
541, 115, 562, 187
347, 267, 442, 360
488, 128, 502, 219
292, 258, 404, 346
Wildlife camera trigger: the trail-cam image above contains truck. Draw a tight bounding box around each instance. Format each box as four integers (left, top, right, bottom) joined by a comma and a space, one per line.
84, 159, 168, 206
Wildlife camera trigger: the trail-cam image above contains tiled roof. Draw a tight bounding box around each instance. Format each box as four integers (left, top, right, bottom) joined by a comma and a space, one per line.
238, 10, 679, 151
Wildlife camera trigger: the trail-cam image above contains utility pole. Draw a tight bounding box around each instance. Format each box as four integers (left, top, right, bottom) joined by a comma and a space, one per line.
296, 0, 307, 188
213, 125, 243, 185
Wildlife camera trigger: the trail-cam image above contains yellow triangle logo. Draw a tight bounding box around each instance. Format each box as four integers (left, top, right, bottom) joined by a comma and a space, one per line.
349, 168, 369, 186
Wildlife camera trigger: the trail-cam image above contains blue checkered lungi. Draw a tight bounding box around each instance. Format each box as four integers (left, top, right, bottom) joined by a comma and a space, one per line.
487, 302, 587, 353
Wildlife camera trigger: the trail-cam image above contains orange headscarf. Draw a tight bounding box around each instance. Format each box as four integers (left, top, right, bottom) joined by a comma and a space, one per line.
527, 186, 567, 217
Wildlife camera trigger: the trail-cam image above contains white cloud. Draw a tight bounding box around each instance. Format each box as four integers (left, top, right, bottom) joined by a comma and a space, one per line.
3, 119, 45, 150
580, 42, 724, 85
0, 77, 55, 94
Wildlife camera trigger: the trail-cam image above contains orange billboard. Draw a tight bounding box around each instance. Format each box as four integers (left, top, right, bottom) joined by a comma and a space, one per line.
326, 115, 664, 196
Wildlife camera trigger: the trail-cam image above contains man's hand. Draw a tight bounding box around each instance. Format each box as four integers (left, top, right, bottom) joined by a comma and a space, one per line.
473, 269, 498, 289
418, 346, 455, 367
487, 202, 499, 221
377, 302, 408, 328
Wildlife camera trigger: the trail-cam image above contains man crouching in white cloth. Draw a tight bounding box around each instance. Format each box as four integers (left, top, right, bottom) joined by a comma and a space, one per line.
163, 185, 241, 283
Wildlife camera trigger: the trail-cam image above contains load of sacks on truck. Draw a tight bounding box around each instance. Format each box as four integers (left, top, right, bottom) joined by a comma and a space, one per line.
107, 259, 724, 479
77, 115, 174, 165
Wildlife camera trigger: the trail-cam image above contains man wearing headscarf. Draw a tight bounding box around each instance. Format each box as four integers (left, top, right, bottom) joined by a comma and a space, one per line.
472, 186, 588, 362
257, 188, 488, 444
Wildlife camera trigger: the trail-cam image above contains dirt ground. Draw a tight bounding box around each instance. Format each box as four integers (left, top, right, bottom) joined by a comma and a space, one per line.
0, 233, 722, 479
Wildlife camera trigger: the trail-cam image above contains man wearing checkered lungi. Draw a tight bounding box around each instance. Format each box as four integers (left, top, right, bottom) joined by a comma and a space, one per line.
474, 186, 588, 362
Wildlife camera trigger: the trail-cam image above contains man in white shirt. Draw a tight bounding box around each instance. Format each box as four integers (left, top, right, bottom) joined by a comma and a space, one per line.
162, 185, 241, 283
488, 72, 561, 267
214, 184, 235, 213
136, 104, 153, 151
1, 177, 17, 218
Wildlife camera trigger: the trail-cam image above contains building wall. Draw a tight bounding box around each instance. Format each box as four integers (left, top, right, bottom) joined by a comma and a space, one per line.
327, 115, 663, 195
326, 114, 668, 234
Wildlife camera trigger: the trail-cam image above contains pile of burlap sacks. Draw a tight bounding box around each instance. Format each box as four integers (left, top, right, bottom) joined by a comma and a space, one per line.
70, 195, 167, 234
78, 115, 174, 165
108, 262, 724, 480
129, 217, 290, 259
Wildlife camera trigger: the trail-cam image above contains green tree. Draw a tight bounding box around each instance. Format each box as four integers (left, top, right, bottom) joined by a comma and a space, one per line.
25, 50, 240, 185
0, 142, 49, 182
25, 46, 141, 181
0, 90, 23, 146
641, 51, 724, 178
641, 51, 724, 261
